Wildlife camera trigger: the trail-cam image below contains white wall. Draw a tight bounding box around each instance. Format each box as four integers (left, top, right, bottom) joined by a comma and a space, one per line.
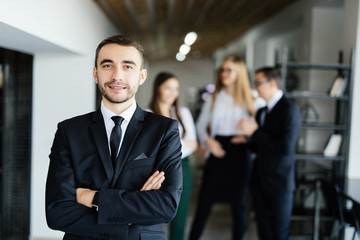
345, 0, 360, 181
344, 1, 360, 231
0, 0, 118, 239
305, 7, 344, 153
0, 0, 113, 55
346, 0, 360, 225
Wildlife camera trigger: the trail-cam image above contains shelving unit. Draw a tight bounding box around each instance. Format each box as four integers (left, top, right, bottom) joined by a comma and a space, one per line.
281, 48, 355, 182
280, 48, 355, 239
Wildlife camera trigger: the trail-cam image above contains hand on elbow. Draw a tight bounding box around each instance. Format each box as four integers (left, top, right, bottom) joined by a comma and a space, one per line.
140, 171, 165, 191
76, 188, 97, 208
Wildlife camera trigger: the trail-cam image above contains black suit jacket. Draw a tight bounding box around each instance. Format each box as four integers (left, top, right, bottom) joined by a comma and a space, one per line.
249, 95, 301, 193
46, 105, 182, 240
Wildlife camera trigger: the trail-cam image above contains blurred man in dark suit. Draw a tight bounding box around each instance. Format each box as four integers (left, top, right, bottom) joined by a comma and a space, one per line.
238, 67, 301, 240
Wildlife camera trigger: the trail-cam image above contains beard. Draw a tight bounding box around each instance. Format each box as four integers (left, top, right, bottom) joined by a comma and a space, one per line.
97, 78, 139, 104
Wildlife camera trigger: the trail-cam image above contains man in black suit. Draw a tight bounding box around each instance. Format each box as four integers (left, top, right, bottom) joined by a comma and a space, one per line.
238, 67, 301, 240
46, 35, 182, 240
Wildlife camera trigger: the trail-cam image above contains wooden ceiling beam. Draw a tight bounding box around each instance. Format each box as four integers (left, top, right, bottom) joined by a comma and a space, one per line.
180, 0, 196, 33
123, 0, 143, 36
146, 0, 158, 37
193, 0, 215, 29
166, 0, 176, 35
94, 0, 299, 62
95, 0, 127, 33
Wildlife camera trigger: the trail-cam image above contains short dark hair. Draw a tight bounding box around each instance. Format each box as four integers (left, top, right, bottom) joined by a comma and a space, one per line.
255, 67, 282, 89
94, 34, 145, 68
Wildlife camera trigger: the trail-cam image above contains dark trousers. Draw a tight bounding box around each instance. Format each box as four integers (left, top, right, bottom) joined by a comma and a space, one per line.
189, 136, 251, 240
252, 184, 293, 240
169, 157, 192, 240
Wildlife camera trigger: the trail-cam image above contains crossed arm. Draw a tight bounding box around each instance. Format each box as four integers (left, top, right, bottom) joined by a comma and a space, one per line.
76, 170, 165, 208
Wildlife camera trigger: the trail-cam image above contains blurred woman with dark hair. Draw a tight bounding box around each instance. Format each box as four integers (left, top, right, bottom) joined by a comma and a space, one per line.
149, 71, 197, 240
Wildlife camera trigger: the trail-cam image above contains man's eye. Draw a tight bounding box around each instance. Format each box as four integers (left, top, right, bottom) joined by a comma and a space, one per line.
124, 65, 133, 70
102, 64, 112, 68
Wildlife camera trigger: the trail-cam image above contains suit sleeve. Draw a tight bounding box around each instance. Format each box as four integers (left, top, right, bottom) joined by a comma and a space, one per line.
250, 104, 301, 156
46, 123, 128, 238
97, 119, 183, 225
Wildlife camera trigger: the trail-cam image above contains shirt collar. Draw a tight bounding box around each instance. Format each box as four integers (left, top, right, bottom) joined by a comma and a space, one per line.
100, 100, 137, 125
267, 90, 283, 111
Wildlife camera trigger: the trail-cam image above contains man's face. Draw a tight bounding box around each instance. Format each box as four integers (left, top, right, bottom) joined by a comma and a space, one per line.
93, 44, 147, 105
253, 72, 271, 100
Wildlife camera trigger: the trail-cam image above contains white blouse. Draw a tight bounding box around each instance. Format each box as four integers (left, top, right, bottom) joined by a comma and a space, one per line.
172, 106, 197, 158
196, 89, 250, 148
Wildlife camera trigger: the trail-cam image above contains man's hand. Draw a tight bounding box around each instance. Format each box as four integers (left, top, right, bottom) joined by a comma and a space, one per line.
76, 188, 97, 208
140, 170, 165, 191
238, 117, 258, 137
206, 138, 225, 158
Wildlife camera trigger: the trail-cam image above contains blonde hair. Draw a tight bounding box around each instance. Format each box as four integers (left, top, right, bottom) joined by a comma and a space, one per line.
211, 56, 255, 116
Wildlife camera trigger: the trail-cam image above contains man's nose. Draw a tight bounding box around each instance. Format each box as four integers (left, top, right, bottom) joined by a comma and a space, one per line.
112, 66, 124, 81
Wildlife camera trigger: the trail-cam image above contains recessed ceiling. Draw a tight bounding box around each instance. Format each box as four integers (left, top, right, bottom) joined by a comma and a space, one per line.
94, 0, 298, 62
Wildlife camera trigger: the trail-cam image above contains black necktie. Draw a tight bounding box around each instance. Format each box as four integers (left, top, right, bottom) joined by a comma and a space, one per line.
261, 107, 269, 126
110, 116, 124, 167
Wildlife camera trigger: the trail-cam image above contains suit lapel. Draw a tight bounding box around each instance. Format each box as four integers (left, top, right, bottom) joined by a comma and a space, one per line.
90, 109, 114, 184
111, 106, 144, 187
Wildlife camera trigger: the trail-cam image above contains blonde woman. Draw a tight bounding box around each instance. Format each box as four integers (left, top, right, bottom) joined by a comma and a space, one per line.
189, 56, 255, 240
148, 72, 197, 240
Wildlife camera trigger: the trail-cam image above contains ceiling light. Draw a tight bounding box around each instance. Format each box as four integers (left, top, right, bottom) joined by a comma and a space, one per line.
179, 44, 191, 55
184, 32, 197, 45
176, 52, 186, 62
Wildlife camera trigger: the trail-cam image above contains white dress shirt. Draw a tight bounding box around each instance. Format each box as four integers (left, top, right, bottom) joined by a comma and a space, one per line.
266, 90, 283, 112
171, 106, 197, 158
101, 100, 137, 155
196, 89, 250, 148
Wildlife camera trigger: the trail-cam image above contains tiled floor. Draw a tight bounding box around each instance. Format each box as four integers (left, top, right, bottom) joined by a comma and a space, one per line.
185, 202, 258, 240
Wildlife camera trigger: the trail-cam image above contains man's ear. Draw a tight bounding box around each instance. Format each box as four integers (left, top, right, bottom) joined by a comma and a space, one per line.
93, 67, 98, 84
139, 69, 147, 86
